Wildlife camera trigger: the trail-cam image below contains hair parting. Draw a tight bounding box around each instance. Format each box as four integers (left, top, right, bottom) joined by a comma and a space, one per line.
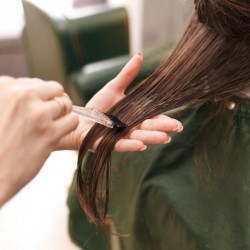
76, 0, 250, 226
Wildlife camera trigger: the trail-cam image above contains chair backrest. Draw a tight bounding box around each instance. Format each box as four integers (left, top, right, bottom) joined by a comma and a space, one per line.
67, 6, 129, 65
22, 0, 76, 88
22, 0, 130, 90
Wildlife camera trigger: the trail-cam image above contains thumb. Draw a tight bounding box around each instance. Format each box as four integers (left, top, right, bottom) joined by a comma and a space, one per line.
107, 52, 143, 94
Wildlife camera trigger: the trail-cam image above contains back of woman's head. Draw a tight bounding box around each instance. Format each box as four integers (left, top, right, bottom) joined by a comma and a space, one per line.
195, 0, 250, 42
76, 0, 250, 226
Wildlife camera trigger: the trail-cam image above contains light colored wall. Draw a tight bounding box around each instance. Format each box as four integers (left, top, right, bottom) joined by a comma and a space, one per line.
125, 0, 144, 53
0, 38, 28, 77
142, 0, 193, 52
110, 0, 193, 54
0, 1, 194, 76
0, 0, 28, 77
108, 0, 144, 54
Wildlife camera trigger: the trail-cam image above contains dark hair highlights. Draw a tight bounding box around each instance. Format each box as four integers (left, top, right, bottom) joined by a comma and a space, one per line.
77, 0, 250, 226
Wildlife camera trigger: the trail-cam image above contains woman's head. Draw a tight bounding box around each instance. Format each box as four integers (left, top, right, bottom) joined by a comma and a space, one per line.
76, 0, 250, 226
195, 0, 250, 42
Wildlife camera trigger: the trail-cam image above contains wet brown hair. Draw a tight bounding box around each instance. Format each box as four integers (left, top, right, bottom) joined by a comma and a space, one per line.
77, 0, 250, 226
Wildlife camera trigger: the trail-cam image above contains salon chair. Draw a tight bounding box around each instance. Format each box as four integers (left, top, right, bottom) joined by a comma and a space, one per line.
22, 0, 170, 105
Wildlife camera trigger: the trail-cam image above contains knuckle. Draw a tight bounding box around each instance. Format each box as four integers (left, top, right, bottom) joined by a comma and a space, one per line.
32, 77, 42, 83
12, 86, 34, 102
49, 81, 64, 92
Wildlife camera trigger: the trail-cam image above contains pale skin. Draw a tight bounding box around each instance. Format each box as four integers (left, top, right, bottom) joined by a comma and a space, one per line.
0, 53, 183, 206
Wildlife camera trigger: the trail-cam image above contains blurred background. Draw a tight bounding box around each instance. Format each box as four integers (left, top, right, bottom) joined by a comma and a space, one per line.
0, 0, 192, 249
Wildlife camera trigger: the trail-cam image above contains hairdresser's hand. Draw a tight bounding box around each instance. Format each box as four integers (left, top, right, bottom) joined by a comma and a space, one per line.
57, 53, 183, 152
88, 53, 183, 151
0, 76, 78, 206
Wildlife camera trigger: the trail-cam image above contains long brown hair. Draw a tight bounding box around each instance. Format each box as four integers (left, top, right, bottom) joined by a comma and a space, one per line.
77, 0, 250, 226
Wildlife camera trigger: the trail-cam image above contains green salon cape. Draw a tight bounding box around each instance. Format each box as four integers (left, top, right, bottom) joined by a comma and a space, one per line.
67, 99, 250, 250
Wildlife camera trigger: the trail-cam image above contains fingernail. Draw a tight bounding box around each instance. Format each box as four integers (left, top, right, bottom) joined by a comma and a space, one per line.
140, 145, 147, 151
137, 51, 143, 58
164, 137, 172, 144
174, 121, 183, 132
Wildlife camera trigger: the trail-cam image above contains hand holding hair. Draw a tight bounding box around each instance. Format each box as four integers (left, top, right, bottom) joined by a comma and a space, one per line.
56, 53, 183, 152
